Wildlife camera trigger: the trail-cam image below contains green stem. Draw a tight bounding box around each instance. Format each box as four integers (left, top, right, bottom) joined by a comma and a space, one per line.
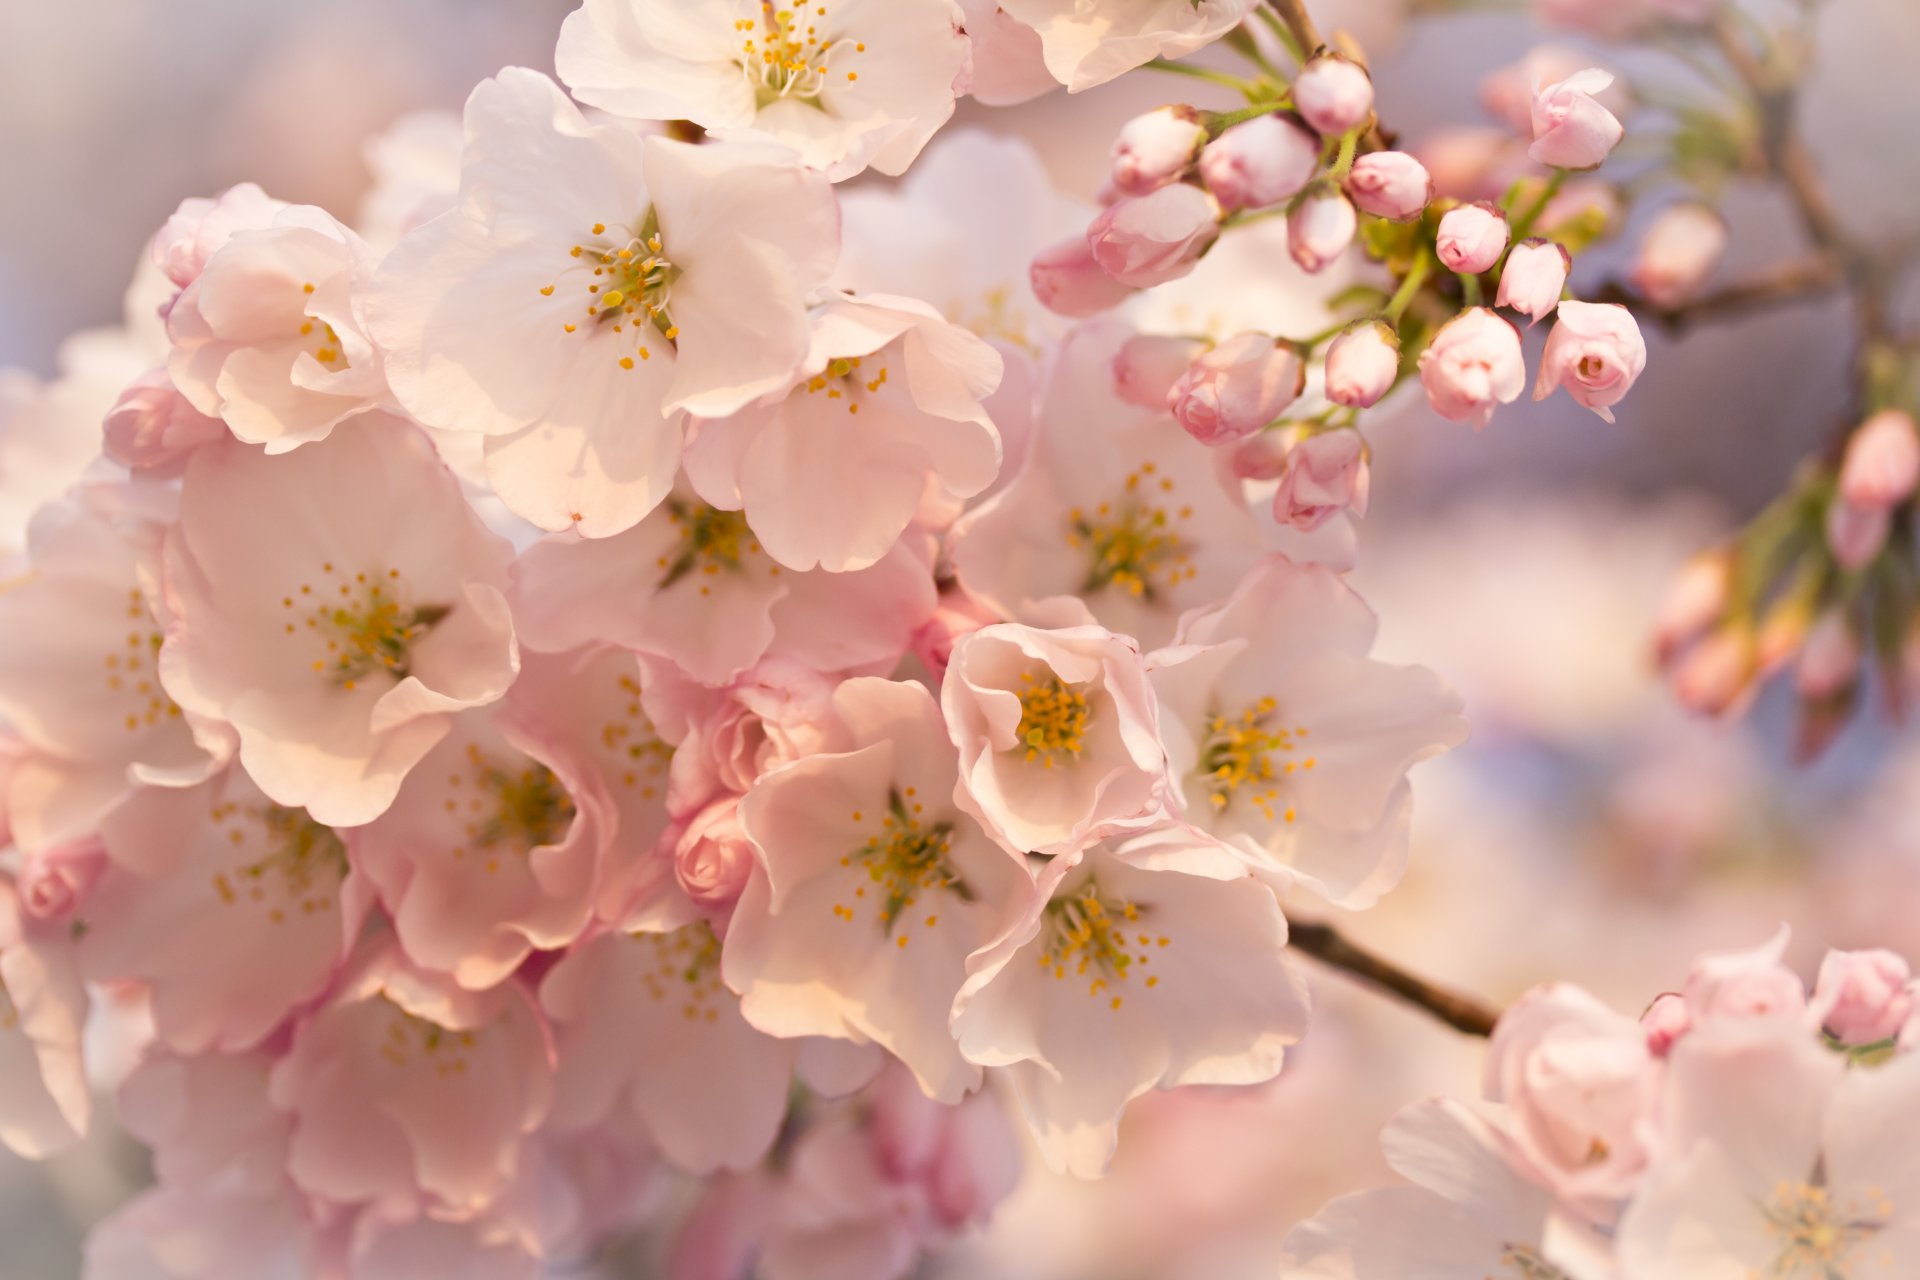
1383, 254, 1434, 324
1507, 168, 1569, 244
1255, 7, 1306, 63
1328, 128, 1361, 182
1143, 58, 1256, 94
1461, 273, 1484, 308
1208, 99, 1293, 135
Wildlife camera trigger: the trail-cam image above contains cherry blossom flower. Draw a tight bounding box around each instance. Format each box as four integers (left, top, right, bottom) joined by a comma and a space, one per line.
1617, 1019, 1920, 1279
724, 678, 1034, 1101
684, 295, 1003, 572
164, 200, 389, 452
0, 877, 89, 1159
951, 835, 1307, 1177
1535, 300, 1647, 422
1419, 306, 1526, 428
269, 945, 554, 1215
0, 489, 221, 855
77, 769, 371, 1054
157, 414, 519, 827
365, 69, 838, 536
994, 0, 1258, 92
555, 0, 969, 180
1529, 68, 1625, 171
957, 0, 1058, 106
943, 622, 1169, 858
1148, 556, 1465, 906
948, 321, 1270, 649
354, 109, 464, 251
510, 480, 937, 686
1282, 1098, 1614, 1280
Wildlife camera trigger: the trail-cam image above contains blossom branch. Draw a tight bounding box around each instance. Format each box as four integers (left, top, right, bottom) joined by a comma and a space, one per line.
1596, 257, 1843, 334
1262, 0, 1323, 55
1288, 920, 1502, 1037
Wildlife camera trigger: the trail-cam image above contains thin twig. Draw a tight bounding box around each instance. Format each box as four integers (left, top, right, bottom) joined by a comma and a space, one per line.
1289, 921, 1502, 1037
1263, 0, 1323, 55
1597, 258, 1844, 333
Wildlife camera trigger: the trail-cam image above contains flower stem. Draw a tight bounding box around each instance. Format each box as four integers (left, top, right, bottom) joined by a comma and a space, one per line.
1144, 58, 1256, 95
1289, 920, 1502, 1037
1506, 168, 1567, 244
1383, 253, 1433, 324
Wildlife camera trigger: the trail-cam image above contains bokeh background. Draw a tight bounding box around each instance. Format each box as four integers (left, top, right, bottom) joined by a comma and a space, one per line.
3, 0, 1920, 1275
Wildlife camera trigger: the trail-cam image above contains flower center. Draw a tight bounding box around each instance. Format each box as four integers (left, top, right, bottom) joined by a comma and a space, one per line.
1016, 673, 1090, 768
297, 281, 347, 368
655, 499, 768, 596
208, 801, 347, 925
105, 587, 181, 734
1764, 1180, 1888, 1278
1199, 698, 1313, 823
634, 922, 725, 1024
378, 1002, 480, 1077
602, 670, 673, 799
1495, 1245, 1571, 1280
804, 354, 889, 415
734, 2, 867, 106
1037, 881, 1164, 1009
444, 743, 576, 872
283, 565, 448, 690
546, 213, 679, 371
832, 786, 973, 941
946, 285, 1034, 352
1068, 463, 1197, 599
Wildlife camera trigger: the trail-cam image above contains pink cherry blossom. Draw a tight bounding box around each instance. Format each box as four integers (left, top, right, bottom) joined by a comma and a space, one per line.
1682, 927, 1809, 1024
951, 836, 1307, 1176
365, 70, 838, 536
1166, 332, 1306, 445
673, 796, 756, 914
1811, 949, 1915, 1046
1198, 114, 1321, 214
1630, 203, 1727, 309
1535, 300, 1647, 422
1031, 234, 1137, 317
1838, 409, 1920, 511
1292, 54, 1374, 138
102, 367, 226, 476
1148, 555, 1465, 905
556, 0, 969, 180
1642, 992, 1691, 1056
1482, 46, 1628, 137
15, 837, 104, 921
1110, 106, 1207, 195
1112, 333, 1207, 408
1344, 151, 1433, 221
1274, 431, 1371, 531
956, 0, 1058, 106
683, 295, 1003, 573
726, 678, 1033, 1101
1324, 322, 1401, 409
1827, 495, 1892, 571
1086, 183, 1221, 289
943, 622, 1168, 857
1418, 307, 1525, 428
1497, 237, 1571, 323
1287, 190, 1358, 274
151, 182, 288, 294
995, 0, 1258, 92
158, 414, 519, 827
1529, 68, 1626, 170
0, 877, 90, 1159
1436, 202, 1511, 275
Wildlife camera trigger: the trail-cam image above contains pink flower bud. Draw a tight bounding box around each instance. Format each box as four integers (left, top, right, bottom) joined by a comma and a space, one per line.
1344, 151, 1433, 221
1529, 69, 1626, 170
1031, 235, 1135, 317
1496, 238, 1570, 323
1534, 300, 1646, 422
1629, 203, 1727, 309
1228, 433, 1292, 481
103, 368, 228, 475
1838, 410, 1920, 511
150, 182, 285, 290
1653, 550, 1732, 665
1112, 334, 1207, 409
1640, 993, 1690, 1057
1087, 184, 1221, 288
1684, 927, 1808, 1024
1813, 949, 1915, 1046
1273, 431, 1370, 530
1287, 190, 1357, 274
1292, 54, 1374, 138
1826, 496, 1891, 571
1167, 333, 1305, 445
1796, 610, 1861, 700
1110, 106, 1208, 196
1418, 308, 1525, 428
1669, 625, 1755, 715
1198, 115, 1320, 213
1482, 46, 1625, 137
17, 837, 106, 921
1324, 321, 1400, 409
673, 798, 755, 912
1436, 202, 1511, 275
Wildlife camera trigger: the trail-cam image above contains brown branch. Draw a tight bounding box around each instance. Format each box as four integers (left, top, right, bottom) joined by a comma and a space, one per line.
1289, 921, 1502, 1037
1598, 257, 1844, 334
1264, 0, 1323, 54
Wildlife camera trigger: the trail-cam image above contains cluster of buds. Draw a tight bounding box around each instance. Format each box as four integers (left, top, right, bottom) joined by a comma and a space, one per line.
1656, 407, 1920, 755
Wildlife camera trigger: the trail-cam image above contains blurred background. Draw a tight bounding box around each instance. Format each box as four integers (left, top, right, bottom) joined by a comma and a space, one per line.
4, 0, 1920, 1276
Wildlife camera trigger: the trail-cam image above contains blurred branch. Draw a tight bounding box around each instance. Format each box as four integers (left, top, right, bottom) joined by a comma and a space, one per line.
1263, 0, 1323, 54
1289, 921, 1502, 1037
1602, 257, 1844, 333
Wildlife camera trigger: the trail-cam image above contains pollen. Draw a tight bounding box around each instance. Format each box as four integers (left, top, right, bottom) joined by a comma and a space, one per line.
839, 787, 973, 938
1200, 696, 1303, 822
1015, 673, 1090, 768
208, 803, 347, 924
657, 500, 774, 590
1066, 464, 1199, 600
286, 569, 449, 687
1036, 880, 1157, 1007
634, 921, 726, 1023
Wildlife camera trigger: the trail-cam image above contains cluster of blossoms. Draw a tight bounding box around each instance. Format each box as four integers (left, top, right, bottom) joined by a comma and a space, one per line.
1287, 931, 1920, 1279
0, 2, 1488, 1276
